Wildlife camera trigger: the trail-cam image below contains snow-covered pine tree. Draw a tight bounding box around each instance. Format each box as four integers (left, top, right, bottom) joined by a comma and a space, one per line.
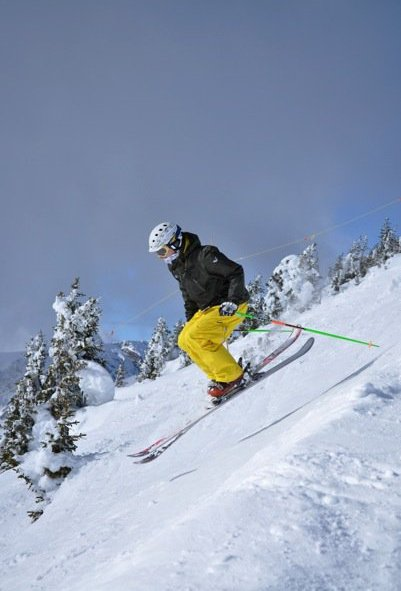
139, 317, 171, 380
372, 218, 400, 266
329, 253, 346, 294
0, 333, 47, 472
241, 275, 269, 333
55, 277, 104, 364
115, 360, 126, 387
47, 293, 87, 408
17, 278, 104, 519
299, 243, 321, 303
346, 236, 369, 284
329, 236, 369, 293
72, 296, 104, 364
21, 300, 86, 494
265, 243, 321, 318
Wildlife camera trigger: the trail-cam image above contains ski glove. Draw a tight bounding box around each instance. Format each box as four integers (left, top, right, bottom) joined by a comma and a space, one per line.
219, 302, 238, 317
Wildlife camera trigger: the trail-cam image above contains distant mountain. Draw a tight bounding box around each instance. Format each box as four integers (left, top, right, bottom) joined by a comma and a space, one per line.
0, 353, 26, 413
0, 352, 24, 371
102, 340, 147, 380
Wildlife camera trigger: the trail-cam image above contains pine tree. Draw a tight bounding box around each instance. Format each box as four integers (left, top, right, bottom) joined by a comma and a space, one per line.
329, 253, 346, 293
0, 333, 47, 472
73, 296, 104, 364
17, 279, 102, 518
264, 265, 285, 319
299, 243, 321, 302
115, 361, 126, 387
19, 305, 86, 500
373, 218, 400, 266
265, 244, 321, 318
139, 318, 171, 380
35, 279, 95, 466
53, 277, 104, 365
2, 279, 103, 520
329, 236, 369, 293
345, 236, 369, 284
47, 306, 86, 408
241, 275, 269, 333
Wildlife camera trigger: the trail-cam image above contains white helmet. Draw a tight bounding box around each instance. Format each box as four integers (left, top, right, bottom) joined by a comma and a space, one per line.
148, 222, 182, 253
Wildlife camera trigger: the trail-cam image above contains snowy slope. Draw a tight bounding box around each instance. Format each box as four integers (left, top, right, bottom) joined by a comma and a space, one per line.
1, 256, 401, 591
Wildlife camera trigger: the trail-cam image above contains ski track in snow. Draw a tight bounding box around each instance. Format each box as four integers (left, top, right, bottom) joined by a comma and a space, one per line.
1, 257, 401, 591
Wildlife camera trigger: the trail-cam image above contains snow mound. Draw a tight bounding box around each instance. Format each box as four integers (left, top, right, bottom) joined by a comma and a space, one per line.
78, 361, 115, 405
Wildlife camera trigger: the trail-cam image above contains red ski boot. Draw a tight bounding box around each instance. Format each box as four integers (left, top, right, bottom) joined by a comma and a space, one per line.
207, 374, 244, 398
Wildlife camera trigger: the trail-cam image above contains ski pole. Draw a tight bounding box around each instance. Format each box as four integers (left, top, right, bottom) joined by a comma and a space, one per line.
233, 328, 292, 333
271, 319, 379, 348
236, 312, 379, 347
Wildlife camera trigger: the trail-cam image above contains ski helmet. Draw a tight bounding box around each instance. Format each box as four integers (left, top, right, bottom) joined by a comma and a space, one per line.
148, 222, 182, 253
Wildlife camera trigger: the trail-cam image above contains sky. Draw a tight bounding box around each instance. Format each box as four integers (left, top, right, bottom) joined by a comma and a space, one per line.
1, 0, 400, 351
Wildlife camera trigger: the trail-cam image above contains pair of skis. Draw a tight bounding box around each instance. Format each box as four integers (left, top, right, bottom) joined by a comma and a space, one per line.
128, 328, 314, 463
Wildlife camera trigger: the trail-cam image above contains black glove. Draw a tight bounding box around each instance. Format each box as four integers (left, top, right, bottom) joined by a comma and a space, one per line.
219, 302, 238, 316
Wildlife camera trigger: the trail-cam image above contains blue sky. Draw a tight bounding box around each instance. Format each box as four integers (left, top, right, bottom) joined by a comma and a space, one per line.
0, 0, 400, 350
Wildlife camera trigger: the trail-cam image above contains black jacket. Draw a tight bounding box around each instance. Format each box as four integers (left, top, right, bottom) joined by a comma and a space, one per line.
169, 232, 249, 321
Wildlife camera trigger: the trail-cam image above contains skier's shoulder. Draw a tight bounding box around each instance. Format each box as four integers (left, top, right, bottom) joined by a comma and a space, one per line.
184, 232, 219, 262
199, 244, 221, 265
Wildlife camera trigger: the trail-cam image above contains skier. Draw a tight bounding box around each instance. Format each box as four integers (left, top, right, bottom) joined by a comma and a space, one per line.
148, 222, 249, 398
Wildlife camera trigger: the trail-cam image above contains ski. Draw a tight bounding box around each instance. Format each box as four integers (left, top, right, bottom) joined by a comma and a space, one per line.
128, 329, 313, 463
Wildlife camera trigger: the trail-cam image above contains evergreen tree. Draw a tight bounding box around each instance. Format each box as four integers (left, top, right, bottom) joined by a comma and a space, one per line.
240, 275, 269, 333
329, 253, 346, 294
18, 298, 86, 505
299, 243, 321, 302
115, 361, 126, 387
1, 279, 103, 520
372, 218, 400, 266
346, 235, 369, 283
329, 236, 369, 293
139, 318, 171, 380
18, 279, 102, 518
264, 264, 285, 320
265, 244, 321, 318
0, 333, 47, 472
46, 301, 86, 408
54, 277, 104, 364
73, 296, 104, 364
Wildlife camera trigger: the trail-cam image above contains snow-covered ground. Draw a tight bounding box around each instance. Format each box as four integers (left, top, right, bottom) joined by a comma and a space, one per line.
1, 256, 401, 591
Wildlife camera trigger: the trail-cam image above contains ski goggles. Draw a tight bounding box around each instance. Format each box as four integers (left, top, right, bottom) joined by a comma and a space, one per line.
156, 245, 173, 257
156, 234, 182, 257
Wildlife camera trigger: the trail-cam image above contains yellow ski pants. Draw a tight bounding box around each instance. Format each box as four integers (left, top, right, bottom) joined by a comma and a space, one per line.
178, 302, 248, 382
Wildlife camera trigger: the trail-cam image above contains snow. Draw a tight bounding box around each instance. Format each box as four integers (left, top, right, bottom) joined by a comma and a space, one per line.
78, 361, 115, 406
1, 256, 401, 590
